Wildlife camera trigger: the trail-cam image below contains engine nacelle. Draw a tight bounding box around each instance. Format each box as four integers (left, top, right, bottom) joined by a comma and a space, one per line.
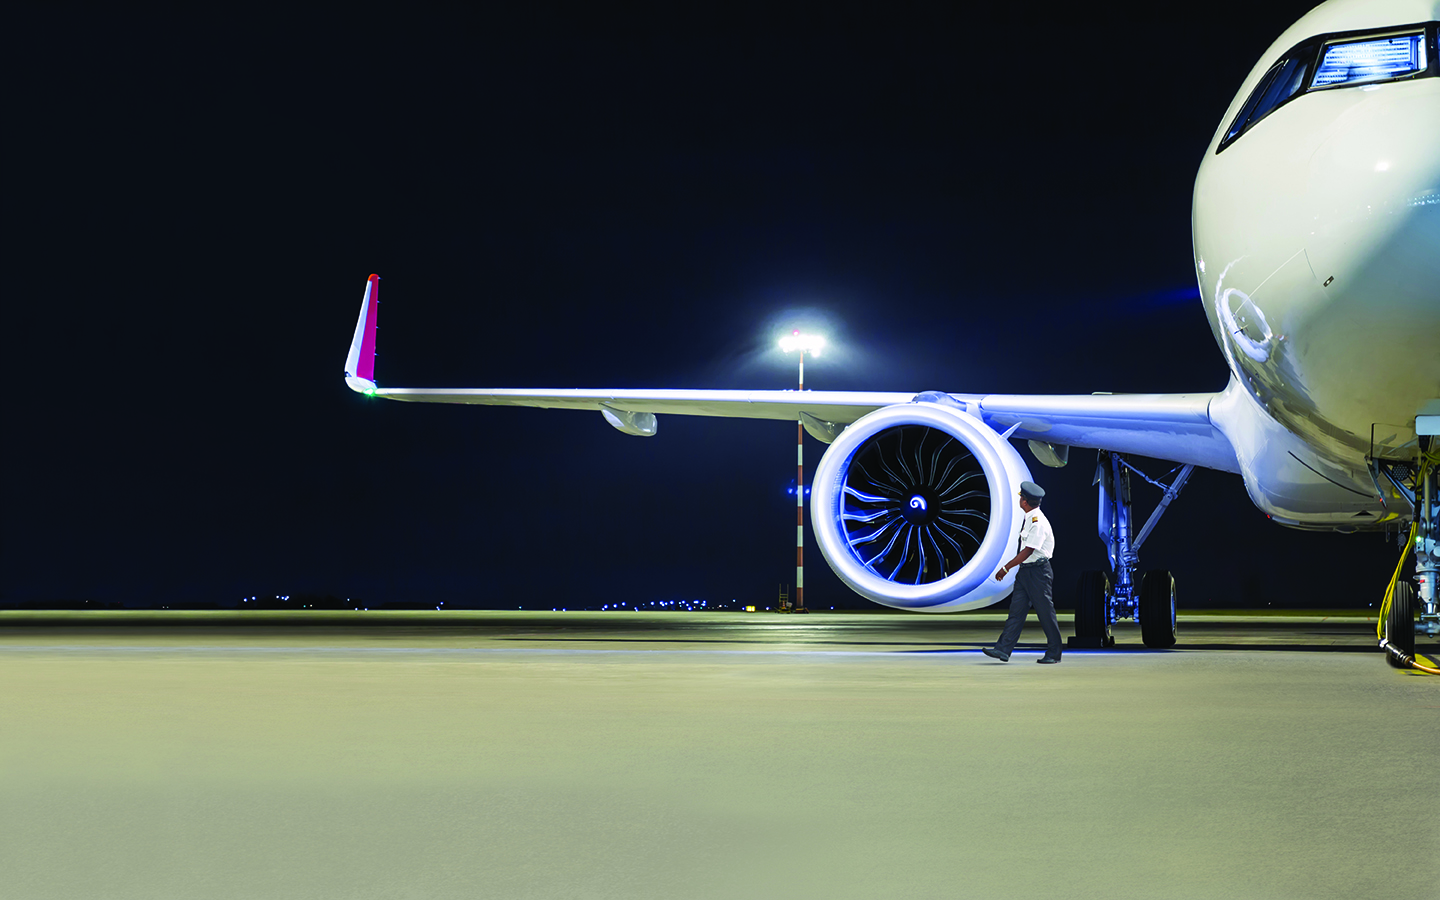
811, 401, 1033, 612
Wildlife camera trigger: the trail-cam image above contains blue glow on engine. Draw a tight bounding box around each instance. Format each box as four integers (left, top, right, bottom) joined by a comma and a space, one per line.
839, 425, 990, 585
1312, 35, 1426, 87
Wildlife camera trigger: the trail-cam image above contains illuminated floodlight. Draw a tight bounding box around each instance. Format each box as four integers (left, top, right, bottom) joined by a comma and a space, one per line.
1312, 34, 1426, 87
778, 330, 826, 357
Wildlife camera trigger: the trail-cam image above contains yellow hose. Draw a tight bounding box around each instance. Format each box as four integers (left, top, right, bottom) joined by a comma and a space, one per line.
1376, 522, 1417, 642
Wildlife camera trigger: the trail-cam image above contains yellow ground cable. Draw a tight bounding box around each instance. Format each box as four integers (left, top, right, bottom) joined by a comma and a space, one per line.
1380, 641, 1440, 673
1376, 522, 1416, 642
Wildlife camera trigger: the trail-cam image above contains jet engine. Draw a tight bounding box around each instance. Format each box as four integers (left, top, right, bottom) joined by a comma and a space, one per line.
810, 400, 1033, 612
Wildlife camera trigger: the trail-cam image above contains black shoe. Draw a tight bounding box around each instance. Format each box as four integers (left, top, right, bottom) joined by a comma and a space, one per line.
982, 647, 1009, 662
1036, 656, 1061, 664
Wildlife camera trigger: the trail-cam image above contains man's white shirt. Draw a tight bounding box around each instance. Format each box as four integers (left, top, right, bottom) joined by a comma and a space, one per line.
1019, 506, 1055, 563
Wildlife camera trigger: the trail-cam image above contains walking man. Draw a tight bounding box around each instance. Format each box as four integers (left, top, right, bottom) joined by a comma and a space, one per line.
983, 480, 1062, 663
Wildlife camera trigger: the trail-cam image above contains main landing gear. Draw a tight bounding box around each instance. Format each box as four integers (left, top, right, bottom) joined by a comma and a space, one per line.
1374, 435, 1439, 671
1070, 451, 1195, 650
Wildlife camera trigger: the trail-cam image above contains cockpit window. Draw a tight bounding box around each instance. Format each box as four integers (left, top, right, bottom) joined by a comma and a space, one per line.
1217, 23, 1437, 153
1220, 50, 1315, 148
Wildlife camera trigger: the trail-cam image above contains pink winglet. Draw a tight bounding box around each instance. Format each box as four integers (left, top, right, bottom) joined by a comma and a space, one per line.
356, 274, 380, 382
344, 274, 381, 392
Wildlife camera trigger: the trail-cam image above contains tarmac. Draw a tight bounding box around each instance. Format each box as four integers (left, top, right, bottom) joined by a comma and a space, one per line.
1, 610, 1436, 900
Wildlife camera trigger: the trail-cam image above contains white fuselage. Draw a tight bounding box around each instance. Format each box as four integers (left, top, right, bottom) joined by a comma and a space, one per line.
1192, 0, 1440, 529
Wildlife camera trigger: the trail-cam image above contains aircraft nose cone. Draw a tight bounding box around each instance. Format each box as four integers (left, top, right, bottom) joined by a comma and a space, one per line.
1305, 81, 1440, 300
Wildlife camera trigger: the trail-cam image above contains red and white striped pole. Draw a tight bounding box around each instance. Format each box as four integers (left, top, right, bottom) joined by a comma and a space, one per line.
780, 329, 823, 613
796, 348, 805, 612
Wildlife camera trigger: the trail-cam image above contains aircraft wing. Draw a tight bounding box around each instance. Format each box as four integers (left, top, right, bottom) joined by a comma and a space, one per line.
365, 386, 1236, 473
344, 276, 1239, 474
372, 386, 913, 421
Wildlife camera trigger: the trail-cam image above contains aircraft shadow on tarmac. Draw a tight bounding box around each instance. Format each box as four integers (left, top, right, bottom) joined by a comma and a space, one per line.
2, 612, 1422, 657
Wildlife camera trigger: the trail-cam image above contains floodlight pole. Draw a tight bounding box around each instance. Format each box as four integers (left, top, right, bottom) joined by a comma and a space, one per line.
780, 330, 822, 613
796, 349, 805, 613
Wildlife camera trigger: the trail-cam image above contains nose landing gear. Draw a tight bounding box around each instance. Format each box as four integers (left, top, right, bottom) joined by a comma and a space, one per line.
1373, 434, 1439, 671
1069, 452, 1193, 650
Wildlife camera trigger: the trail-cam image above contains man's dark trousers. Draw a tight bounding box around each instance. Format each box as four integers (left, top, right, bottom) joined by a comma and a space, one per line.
995, 561, 1062, 659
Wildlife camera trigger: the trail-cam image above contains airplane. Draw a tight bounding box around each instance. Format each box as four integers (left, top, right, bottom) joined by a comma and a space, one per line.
344, 0, 1439, 668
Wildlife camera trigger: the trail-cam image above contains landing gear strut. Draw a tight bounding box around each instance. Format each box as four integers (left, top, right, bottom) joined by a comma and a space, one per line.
1414, 444, 1439, 640
1069, 452, 1194, 650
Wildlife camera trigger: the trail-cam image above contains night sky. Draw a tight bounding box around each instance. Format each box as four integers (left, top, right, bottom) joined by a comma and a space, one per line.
6, 2, 1402, 610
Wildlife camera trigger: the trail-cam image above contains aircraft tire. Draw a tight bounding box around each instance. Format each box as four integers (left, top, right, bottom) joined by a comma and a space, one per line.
1139, 570, 1177, 649
1385, 582, 1415, 668
1074, 570, 1108, 643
